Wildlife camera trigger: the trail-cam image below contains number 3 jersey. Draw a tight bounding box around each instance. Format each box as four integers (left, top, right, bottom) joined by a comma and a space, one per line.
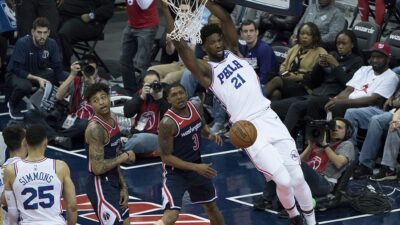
208, 50, 271, 122
12, 158, 65, 225
163, 101, 203, 172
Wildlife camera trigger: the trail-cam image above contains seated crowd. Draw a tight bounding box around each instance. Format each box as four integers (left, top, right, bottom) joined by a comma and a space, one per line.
1, 0, 400, 222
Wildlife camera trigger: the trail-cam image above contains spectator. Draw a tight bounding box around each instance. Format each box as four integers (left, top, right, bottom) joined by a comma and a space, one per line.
58, 0, 114, 69
306, 42, 399, 120
239, 19, 278, 85
230, 5, 263, 27
291, 0, 346, 50
15, 0, 60, 38
25, 55, 107, 149
6, 17, 65, 120
254, 118, 355, 212
122, 70, 169, 156
120, 0, 159, 96
370, 107, 400, 181
264, 22, 327, 100
351, 87, 400, 178
357, 0, 394, 27
272, 30, 363, 135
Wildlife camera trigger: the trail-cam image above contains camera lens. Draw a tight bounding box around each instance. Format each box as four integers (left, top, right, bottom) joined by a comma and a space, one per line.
83, 65, 95, 76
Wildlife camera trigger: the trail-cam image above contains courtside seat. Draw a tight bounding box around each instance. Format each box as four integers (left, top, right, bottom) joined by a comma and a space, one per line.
272, 45, 290, 66
385, 30, 400, 61
72, 32, 110, 73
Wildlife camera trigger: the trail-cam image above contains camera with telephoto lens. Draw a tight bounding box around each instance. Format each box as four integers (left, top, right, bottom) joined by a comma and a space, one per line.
148, 81, 163, 92
305, 119, 336, 143
77, 59, 95, 77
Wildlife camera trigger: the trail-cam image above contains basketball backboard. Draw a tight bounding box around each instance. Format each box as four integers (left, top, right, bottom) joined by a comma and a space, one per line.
227, 0, 303, 16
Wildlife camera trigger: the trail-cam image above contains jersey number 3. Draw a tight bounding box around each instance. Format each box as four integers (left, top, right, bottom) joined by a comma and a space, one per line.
22, 185, 55, 209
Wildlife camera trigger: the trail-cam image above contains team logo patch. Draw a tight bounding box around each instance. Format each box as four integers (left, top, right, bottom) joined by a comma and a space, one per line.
290, 150, 299, 161
102, 212, 110, 221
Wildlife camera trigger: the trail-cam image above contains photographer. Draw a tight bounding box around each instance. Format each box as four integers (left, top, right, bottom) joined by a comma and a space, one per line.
25, 55, 107, 149
254, 118, 355, 211
122, 70, 169, 156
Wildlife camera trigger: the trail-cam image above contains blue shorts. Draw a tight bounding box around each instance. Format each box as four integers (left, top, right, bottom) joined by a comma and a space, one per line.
86, 174, 129, 225
161, 170, 217, 210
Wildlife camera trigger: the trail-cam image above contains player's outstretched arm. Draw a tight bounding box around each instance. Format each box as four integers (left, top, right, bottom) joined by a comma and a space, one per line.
3, 165, 19, 225
56, 160, 77, 225
85, 123, 134, 175
205, 1, 239, 55
160, 0, 212, 88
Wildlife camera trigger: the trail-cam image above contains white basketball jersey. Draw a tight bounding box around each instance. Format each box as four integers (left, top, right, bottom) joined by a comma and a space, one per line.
208, 50, 271, 122
12, 158, 65, 225
0, 157, 21, 225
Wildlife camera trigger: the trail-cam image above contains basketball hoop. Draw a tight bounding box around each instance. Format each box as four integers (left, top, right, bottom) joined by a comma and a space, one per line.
163, 0, 209, 43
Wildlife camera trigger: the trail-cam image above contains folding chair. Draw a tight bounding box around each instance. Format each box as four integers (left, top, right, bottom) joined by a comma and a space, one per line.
72, 32, 110, 73
385, 29, 400, 62
350, 0, 400, 37
352, 21, 381, 62
272, 45, 290, 66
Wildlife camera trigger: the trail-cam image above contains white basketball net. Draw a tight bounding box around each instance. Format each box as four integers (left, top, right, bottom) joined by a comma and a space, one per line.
164, 0, 209, 43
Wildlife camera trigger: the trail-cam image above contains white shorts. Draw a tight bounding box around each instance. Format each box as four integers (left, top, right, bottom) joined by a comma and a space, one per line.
243, 107, 300, 177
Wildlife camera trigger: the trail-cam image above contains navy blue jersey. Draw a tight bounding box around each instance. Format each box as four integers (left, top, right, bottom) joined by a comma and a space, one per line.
86, 115, 121, 179
163, 102, 203, 172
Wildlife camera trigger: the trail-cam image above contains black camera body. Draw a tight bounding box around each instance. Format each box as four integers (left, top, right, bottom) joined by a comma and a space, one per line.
77, 59, 95, 77
305, 120, 336, 143
148, 81, 163, 92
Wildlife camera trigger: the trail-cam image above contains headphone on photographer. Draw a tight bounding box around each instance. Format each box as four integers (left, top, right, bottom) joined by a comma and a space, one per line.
334, 117, 354, 141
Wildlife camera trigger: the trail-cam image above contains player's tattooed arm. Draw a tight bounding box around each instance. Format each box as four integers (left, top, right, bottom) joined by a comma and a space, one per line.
86, 123, 130, 175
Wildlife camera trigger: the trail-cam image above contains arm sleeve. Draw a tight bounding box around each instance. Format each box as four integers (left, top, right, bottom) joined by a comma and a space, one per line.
123, 93, 144, 118
258, 45, 274, 84
335, 141, 355, 163
321, 11, 346, 43
332, 55, 363, 86
94, 0, 115, 23
136, 0, 155, 10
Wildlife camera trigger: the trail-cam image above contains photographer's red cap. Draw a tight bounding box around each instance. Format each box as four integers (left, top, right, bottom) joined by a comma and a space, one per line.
369, 42, 392, 57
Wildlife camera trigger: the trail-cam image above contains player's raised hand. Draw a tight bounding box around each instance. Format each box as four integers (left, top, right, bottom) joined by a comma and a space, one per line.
195, 163, 217, 178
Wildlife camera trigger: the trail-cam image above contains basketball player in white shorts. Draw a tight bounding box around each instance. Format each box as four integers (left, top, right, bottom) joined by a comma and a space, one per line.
161, 1, 317, 225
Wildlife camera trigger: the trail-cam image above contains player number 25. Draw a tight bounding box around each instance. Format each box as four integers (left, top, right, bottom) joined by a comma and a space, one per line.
22, 185, 55, 209
231, 74, 246, 89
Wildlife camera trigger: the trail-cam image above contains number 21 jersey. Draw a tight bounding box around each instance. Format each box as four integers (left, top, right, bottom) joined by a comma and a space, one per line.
208, 50, 270, 122
12, 158, 65, 225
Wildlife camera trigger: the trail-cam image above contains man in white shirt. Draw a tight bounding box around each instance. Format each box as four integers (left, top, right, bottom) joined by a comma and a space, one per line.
306, 42, 399, 120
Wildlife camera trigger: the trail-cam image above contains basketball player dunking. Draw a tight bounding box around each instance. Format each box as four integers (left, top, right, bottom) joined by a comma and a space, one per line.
3, 124, 77, 225
155, 83, 225, 225
84, 83, 135, 225
161, 1, 317, 225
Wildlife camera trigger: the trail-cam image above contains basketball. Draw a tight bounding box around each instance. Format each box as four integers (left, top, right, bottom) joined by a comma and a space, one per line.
229, 120, 257, 148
